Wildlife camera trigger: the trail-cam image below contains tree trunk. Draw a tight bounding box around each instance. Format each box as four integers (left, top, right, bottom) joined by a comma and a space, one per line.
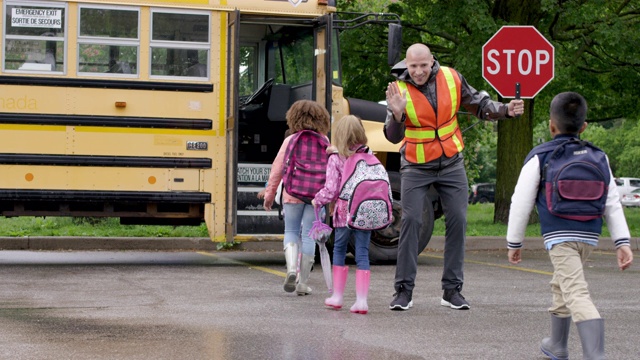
494, 99, 534, 224
492, 0, 542, 224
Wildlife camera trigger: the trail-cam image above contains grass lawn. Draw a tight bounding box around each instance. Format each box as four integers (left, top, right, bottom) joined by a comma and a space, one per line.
431, 203, 640, 238
0, 217, 209, 238
0, 204, 637, 238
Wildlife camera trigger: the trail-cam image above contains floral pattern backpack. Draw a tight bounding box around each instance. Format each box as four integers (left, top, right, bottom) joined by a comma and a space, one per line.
338, 146, 393, 230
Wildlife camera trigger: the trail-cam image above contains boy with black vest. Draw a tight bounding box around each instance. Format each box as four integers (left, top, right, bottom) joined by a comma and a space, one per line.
506, 92, 633, 360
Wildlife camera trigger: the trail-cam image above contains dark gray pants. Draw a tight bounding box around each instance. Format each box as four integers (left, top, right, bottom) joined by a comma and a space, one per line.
394, 160, 468, 293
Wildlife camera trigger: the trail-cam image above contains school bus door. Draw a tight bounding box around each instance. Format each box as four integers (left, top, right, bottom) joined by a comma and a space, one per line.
228, 12, 335, 238
225, 10, 240, 243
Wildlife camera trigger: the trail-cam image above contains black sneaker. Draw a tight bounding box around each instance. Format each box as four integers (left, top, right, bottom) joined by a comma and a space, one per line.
389, 288, 413, 311
441, 288, 470, 310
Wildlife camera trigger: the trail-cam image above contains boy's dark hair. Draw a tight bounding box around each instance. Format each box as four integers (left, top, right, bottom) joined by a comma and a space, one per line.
550, 92, 587, 135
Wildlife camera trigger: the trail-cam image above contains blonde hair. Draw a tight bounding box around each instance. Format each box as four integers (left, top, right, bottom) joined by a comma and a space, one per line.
333, 115, 368, 157
285, 100, 331, 135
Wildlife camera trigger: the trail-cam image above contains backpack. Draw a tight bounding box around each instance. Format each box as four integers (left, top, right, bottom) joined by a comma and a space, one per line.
537, 138, 610, 221
282, 130, 330, 203
338, 146, 393, 230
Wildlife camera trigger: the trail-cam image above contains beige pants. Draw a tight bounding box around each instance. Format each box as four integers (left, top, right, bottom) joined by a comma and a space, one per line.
548, 241, 601, 322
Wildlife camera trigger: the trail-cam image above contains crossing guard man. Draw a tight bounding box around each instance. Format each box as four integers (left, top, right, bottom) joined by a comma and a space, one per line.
384, 43, 524, 311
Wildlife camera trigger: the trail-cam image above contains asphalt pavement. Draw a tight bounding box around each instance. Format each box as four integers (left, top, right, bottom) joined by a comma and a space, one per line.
0, 241, 638, 359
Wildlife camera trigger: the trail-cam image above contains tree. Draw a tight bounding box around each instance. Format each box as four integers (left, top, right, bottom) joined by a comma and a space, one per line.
338, 0, 640, 223
584, 120, 640, 178
490, 1, 540, 223
337, 1, 399, 101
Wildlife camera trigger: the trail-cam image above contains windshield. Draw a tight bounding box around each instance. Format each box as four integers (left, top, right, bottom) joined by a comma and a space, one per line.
266, 27, 314, 86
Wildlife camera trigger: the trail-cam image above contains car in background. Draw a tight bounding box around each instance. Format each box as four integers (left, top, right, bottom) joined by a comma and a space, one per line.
615, 177, 640, 198
469, 183, 495, 204
621, 188, 640, 207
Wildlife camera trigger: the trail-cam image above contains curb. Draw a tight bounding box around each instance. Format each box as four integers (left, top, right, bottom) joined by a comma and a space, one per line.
0, 236, 633, 252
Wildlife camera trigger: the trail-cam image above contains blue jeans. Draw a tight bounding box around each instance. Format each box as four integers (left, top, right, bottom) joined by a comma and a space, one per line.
333, 227, 371, 270
283, 203, 316, 256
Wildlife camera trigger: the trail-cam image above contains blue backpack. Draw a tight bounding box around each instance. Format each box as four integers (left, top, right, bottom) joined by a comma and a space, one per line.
531, 138, 610, 221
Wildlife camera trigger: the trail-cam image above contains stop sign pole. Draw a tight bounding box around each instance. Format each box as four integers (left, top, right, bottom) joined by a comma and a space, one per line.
482, 26, 554, 99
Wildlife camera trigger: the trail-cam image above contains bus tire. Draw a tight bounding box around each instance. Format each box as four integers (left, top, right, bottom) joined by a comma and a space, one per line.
349, 171, 436, 264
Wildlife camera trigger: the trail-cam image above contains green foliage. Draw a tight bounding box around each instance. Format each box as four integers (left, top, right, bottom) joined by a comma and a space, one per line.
433, 204, 640, 238
0, 206, 638, 239
337, 0, 640, 219
239, 46, 257, 96
337, 2, 396, 101
72, 217, 109, 226
0, 217, 208, 237
216, 241, 241, 250
583, 120, 640, 177
462, 119, 498, 184
271, 29, 315, 85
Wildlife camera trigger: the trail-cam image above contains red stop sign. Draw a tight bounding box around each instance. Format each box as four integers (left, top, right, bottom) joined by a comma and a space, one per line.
482, 26, 554, 99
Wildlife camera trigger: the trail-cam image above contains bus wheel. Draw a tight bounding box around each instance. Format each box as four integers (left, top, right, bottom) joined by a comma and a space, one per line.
351, 171, 436, 264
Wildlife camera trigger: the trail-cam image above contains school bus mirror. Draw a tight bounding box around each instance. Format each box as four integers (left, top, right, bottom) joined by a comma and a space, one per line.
388, 23, 402, 67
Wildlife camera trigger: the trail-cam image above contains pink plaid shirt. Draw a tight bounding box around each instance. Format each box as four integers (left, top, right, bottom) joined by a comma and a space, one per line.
265, 133, 330, 205
313, 151, 350, 228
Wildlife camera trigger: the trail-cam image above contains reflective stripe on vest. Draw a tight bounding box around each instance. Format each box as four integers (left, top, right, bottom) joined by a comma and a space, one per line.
396, 81, 422, 128
397, 66, 464, 163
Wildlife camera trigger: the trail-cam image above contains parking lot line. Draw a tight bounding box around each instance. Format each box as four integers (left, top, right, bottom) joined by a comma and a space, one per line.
197, 251, 286, 277
199, 251, 560, 279
594, 250, 616, 256
421, 253, 553, 276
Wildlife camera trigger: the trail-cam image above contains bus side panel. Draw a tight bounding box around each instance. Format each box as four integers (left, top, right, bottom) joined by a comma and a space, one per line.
0, 124, 68, 154
0, 165, 199, 191
0, 85, 216, 120
0, 125, 215, 158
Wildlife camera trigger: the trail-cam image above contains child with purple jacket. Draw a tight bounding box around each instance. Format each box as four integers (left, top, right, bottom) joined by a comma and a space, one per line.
312, 115, 372, 314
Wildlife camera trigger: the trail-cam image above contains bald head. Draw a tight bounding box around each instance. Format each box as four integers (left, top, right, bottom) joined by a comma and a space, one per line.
406, 43, 432, 59
405, 43, 434, 86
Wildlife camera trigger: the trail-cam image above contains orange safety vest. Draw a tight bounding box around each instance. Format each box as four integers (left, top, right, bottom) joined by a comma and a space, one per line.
396, 66, 464, 164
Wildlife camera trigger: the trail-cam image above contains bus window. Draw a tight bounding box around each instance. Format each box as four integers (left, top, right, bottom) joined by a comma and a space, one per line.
331, 29, 342, 85
3, 1, 66, 73
78, 5, 139, 75
150, 10, 210, 79
239, 45, 258, 97
267, 28, 314, 86
238, 25, 317, 164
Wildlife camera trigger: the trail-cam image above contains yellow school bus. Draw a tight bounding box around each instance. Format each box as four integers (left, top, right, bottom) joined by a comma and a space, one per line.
1, 0, 418, 260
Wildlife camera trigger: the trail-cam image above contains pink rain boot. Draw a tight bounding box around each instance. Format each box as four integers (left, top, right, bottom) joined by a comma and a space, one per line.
350, 269, 370, 314
325, 265, 349, 309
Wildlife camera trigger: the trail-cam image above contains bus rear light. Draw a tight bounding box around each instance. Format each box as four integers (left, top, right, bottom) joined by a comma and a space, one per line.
115, 101, 126, 108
